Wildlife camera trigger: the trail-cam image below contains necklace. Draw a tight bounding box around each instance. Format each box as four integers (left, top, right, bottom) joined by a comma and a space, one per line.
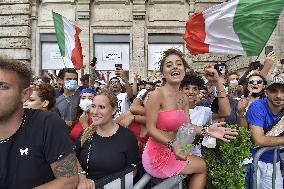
0, 111, 27, 144
85, 134, 94, 176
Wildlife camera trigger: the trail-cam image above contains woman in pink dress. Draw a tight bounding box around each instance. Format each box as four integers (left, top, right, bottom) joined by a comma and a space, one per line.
142, 48, 238, 189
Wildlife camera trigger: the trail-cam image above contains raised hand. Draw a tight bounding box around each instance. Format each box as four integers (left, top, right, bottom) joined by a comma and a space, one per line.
264, 51, 276, 66
208, 122, 238, 142
204, 65, 220, 82
237, 98, 249, 116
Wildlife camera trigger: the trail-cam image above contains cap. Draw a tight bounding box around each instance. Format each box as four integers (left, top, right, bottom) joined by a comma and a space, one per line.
80, 88, 96, 96
267, 76, 284, 89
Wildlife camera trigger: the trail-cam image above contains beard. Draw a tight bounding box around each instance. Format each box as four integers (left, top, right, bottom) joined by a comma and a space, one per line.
0, 98, 21, 122
267, 97, 284, 109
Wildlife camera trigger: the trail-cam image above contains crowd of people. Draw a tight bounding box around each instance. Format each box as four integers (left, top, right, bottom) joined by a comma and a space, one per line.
0, 48, 284, 189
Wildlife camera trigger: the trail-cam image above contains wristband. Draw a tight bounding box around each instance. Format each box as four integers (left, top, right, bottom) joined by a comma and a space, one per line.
201, 126, 210, 138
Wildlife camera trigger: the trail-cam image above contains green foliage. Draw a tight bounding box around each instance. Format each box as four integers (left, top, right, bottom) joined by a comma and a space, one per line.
203, 125, 253, 189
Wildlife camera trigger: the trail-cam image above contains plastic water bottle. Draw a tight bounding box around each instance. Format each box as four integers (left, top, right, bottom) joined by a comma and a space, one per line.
175, 123, 196, 156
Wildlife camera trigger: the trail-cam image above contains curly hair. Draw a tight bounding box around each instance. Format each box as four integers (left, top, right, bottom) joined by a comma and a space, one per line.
80, 89, 118, 147
34, 83, 56, 110
0, 57, 32, 89
159, 48, 189, 73
180, 73, 205, 90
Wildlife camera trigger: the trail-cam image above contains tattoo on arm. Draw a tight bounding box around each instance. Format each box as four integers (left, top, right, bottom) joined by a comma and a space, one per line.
177, 96, 185, 107
51, 152, 78, 178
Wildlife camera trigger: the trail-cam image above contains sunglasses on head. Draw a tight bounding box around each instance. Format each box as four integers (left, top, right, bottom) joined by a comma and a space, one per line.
248, 80, 263, 85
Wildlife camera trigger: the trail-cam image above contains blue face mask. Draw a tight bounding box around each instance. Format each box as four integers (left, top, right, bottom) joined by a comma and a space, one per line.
64, 80, 78, 91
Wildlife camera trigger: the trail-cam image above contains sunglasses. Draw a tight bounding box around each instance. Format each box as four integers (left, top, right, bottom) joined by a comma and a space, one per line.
110, 80, 120, 85
248, 80, 263, 85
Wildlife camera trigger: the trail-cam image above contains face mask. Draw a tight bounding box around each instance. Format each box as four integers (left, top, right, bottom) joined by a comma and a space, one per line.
79, 99, 93, 111
230, 79, 238, 84
64, 80, 77, 91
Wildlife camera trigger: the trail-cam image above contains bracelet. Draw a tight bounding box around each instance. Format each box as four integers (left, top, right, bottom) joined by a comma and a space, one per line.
77, 171, 86, 175
201, 126, 210, 138
167, 140, 175, 152
133, 114, 136, 122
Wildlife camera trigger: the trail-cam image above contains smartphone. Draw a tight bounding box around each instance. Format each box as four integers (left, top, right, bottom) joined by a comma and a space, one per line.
280, 59, 284, 65
265, 46, 273, 55
115, 64, 122, 70
214, 63, 226, 76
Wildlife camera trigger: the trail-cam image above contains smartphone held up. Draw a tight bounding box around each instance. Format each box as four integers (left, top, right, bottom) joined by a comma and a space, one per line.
265, 46, 273, 55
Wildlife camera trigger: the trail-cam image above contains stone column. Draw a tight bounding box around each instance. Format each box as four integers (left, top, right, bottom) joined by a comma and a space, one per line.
0, 0, 32, 65
31, 0, 38, 74
131, 0, 147, 79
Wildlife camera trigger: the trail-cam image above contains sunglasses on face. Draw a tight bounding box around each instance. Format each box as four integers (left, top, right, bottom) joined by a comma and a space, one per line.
110, 80, 120, 85
248, 80, 263, 85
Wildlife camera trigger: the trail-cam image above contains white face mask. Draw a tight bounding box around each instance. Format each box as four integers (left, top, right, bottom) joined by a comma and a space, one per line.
230, 79, 238, 84
79, 99, 93, 111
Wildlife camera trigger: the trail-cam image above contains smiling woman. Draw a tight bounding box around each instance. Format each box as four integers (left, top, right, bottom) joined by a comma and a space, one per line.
23, 83, 56, 111
142, 48, 238, 189
75, 89, 139, 188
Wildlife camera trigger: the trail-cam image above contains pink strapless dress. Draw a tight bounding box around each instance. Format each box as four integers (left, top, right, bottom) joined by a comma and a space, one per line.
142, 109, 188, 178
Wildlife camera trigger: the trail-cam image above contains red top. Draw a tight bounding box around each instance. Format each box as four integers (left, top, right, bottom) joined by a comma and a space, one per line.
70, 118, 93, 143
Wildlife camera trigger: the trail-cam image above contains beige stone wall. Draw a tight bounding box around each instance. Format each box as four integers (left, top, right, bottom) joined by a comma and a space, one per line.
0, 0, 283, 77
0, 0, 32, 65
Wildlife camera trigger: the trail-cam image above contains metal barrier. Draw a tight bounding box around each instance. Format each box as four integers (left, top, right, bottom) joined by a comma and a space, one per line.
152, 174, 186, 189
95, 165, 135, 189
253, 147, 278, 189
133, 173, 186, 189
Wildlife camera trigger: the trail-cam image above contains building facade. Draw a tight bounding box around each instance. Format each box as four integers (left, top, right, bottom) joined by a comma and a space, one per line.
1, 0, 283, 79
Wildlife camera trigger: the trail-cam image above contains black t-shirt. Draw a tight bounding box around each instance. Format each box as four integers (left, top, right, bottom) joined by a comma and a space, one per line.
76, 126, 139, 181
0, 109, 74, 189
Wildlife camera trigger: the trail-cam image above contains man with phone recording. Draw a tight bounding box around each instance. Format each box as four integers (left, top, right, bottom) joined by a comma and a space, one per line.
109, 65, 134, 118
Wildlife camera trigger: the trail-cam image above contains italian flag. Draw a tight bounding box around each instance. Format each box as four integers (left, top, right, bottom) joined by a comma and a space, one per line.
52, 12, 83, 69
184, 0, 284, 56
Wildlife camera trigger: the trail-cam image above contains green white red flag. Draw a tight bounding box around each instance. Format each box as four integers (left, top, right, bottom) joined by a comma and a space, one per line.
184, 0, 284, 56
52, 12, 83, 69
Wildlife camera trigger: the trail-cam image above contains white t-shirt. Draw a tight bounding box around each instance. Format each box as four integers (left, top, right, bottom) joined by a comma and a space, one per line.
115, 93, 131, 118
189, 106, 212, 157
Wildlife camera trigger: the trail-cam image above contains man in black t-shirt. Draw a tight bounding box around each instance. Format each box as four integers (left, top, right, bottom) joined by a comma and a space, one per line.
0, 58, 78, 189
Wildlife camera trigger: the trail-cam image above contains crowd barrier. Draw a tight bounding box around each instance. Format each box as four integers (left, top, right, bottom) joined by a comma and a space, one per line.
95, 165, 135, 189
133, 173, 186, 189
253, 147, 278, 189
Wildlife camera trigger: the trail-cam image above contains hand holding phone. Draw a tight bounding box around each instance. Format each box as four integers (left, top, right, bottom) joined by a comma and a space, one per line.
265, 46, 273, 55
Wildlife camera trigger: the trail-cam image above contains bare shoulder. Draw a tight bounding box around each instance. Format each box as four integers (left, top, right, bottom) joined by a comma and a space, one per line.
148, 87, 162, 101
50, 152, 78, 178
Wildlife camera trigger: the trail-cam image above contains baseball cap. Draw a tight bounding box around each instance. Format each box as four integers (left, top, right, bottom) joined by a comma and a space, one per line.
267, 76, 284, 89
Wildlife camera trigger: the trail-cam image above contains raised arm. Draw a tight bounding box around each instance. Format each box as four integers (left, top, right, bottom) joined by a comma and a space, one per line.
204, 65, 231, 117
260, 52, 276, 78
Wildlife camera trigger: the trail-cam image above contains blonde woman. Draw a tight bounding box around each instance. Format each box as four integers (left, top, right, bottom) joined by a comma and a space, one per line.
76, 89, 139, 189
